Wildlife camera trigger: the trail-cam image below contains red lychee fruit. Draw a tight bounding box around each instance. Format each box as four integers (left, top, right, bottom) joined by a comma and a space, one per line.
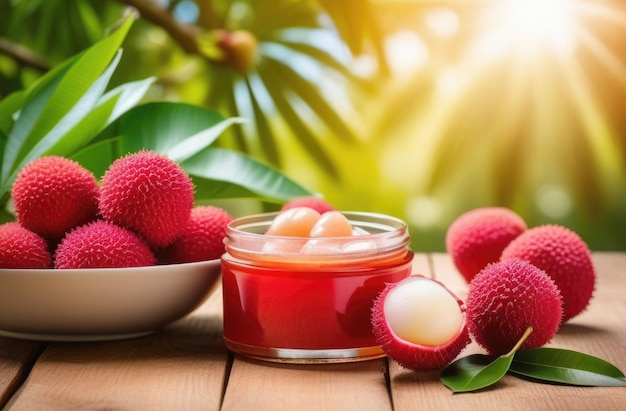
54, 220, 155, 269
11, 156, 99, 240
0, 222, 52, 269
159, 206, 233, 264
446, 207, 527, 283
500, 225, 595, 323
465, 259, 562, 356
281, 197, 336, 214
98, 150, 194, 248
371, 275, 470, 370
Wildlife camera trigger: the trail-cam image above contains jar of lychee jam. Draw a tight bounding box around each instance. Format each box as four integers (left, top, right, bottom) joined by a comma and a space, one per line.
221, 211, 413, 363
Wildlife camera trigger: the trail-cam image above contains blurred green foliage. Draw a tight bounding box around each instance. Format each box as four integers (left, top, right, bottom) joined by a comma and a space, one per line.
2, 0, 626, 251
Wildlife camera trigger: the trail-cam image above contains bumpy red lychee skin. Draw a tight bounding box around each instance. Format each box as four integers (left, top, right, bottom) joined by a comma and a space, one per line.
371, 275, 471, 370
466, 259, 563, 356
281, 197, 336, 214
99, 151, 194, 248
54, 220, 155, 269
0, 222, 52, 269
446, 207, 527, 283
501, 225, 595, 323
11, 156, 99, 240
159, 206, 233, 264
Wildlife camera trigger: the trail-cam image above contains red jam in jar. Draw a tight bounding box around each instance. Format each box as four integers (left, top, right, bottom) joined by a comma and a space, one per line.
221, 211, 413, 363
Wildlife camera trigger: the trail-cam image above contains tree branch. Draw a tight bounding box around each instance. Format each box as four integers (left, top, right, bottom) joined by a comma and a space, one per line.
0, 38, 51, 72
115, 0, 201, 54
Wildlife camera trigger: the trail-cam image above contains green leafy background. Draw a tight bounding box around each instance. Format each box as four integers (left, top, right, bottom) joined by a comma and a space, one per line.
2, 0, 626, 251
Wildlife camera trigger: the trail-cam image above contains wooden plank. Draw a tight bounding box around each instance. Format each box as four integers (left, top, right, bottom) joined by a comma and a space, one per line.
222, 357, 391, 411
0, 339, 44, 408
5, 286, 228, 411
390, 252, 626, 411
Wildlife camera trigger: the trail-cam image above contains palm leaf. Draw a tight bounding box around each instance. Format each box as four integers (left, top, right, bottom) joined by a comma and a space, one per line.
245, 73, 281, 165
261, 53, 358, 144
257, 66, 340, 178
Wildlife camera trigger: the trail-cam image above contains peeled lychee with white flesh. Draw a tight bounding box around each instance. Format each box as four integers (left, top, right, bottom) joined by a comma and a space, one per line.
0, 222, 52, 269
54, 220, 155, 269
501, 225, 595, 323
281, 197, 336, 214
265, 207, 321, 236
159, 206, 233, 264
371, 275, 470, 370
466, 259, 562, 356
446, 207, 526, 283
99, 150, 194, 248
11, 156, 99, 240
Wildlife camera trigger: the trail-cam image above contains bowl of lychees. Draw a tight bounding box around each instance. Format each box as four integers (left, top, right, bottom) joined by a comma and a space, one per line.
0, 151, 230, 341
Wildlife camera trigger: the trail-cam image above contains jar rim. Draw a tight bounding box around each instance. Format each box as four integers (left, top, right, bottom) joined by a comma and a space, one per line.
224, 211, 411, 262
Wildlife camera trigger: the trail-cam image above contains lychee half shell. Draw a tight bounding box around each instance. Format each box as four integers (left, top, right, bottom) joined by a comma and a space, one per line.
98, 150, 194, 248
54, 220, 155, 269
466, 259, 563, 356
371, 275, 470, 370
446, 207, 527, 283
281, 197, 336, 214
500, 225, 595, 323
159, 206, 233, 264
11, 156, 99, 240
0, 222, 52, 269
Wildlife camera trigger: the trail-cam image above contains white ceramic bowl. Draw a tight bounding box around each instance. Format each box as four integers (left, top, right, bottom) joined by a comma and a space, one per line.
0, 259, 221, 341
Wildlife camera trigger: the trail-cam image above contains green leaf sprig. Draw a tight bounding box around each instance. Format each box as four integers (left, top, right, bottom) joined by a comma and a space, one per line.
440, 326, 532, 392
440, 326, 626, 393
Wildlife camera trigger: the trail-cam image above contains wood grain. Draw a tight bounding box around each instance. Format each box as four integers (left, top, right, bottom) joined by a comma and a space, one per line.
0, 339, 43, 408
222, 358, 391, 411
5, 290, 228, 411
1, 254, 625, 410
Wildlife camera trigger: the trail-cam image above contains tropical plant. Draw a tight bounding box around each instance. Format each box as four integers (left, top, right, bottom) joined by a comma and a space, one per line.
0, 10, 312, 223
3, 0, 626, 252
0, 0, 386, 180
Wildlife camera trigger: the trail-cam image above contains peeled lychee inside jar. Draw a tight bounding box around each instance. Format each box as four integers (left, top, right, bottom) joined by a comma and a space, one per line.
371, 275, 470, 370
262, 208, 377, 255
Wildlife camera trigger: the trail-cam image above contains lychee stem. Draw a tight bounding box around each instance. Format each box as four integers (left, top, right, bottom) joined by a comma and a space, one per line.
503, 326, 534, 358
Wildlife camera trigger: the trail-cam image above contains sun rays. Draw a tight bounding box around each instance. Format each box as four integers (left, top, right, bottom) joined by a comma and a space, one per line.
378, 0, 626, 237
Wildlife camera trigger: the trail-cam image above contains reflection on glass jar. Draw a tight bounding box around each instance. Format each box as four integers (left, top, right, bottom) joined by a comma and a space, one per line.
221, 211, 413, 363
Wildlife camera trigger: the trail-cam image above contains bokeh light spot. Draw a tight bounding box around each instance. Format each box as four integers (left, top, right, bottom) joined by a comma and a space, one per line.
535, 184, 573, 219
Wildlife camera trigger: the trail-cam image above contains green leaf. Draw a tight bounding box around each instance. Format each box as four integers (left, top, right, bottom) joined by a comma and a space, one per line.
261, 53, 357, 144
0, 91, 25, 134
71, 137, 121, 179
102, 77, 156, 126
181, 147, 312, 202
510, 348, 626, 387
1, 10, 135, 186
245, 74, 281, 165
12, 12, 134, 166
2, 58, 75, 181
38, 75, 153, 159
0, 50, 124, 198
256, 66, 340, 178
440, 354, 514, 393
166, 117, 246, 164
108, 102, 228, 156
20, 50, 122, 163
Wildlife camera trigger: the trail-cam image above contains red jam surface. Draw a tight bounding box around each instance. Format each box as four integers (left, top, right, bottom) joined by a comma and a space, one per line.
221, 211, 413, 360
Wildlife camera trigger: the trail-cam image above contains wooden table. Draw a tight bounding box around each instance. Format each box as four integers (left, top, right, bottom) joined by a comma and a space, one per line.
1, 253, 624, 410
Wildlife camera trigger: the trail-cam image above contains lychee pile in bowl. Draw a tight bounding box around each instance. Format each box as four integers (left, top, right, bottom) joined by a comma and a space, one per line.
0, 152, 232, 341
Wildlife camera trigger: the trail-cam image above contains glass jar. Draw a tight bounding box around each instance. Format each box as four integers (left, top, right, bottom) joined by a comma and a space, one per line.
221, 211, 413, 363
